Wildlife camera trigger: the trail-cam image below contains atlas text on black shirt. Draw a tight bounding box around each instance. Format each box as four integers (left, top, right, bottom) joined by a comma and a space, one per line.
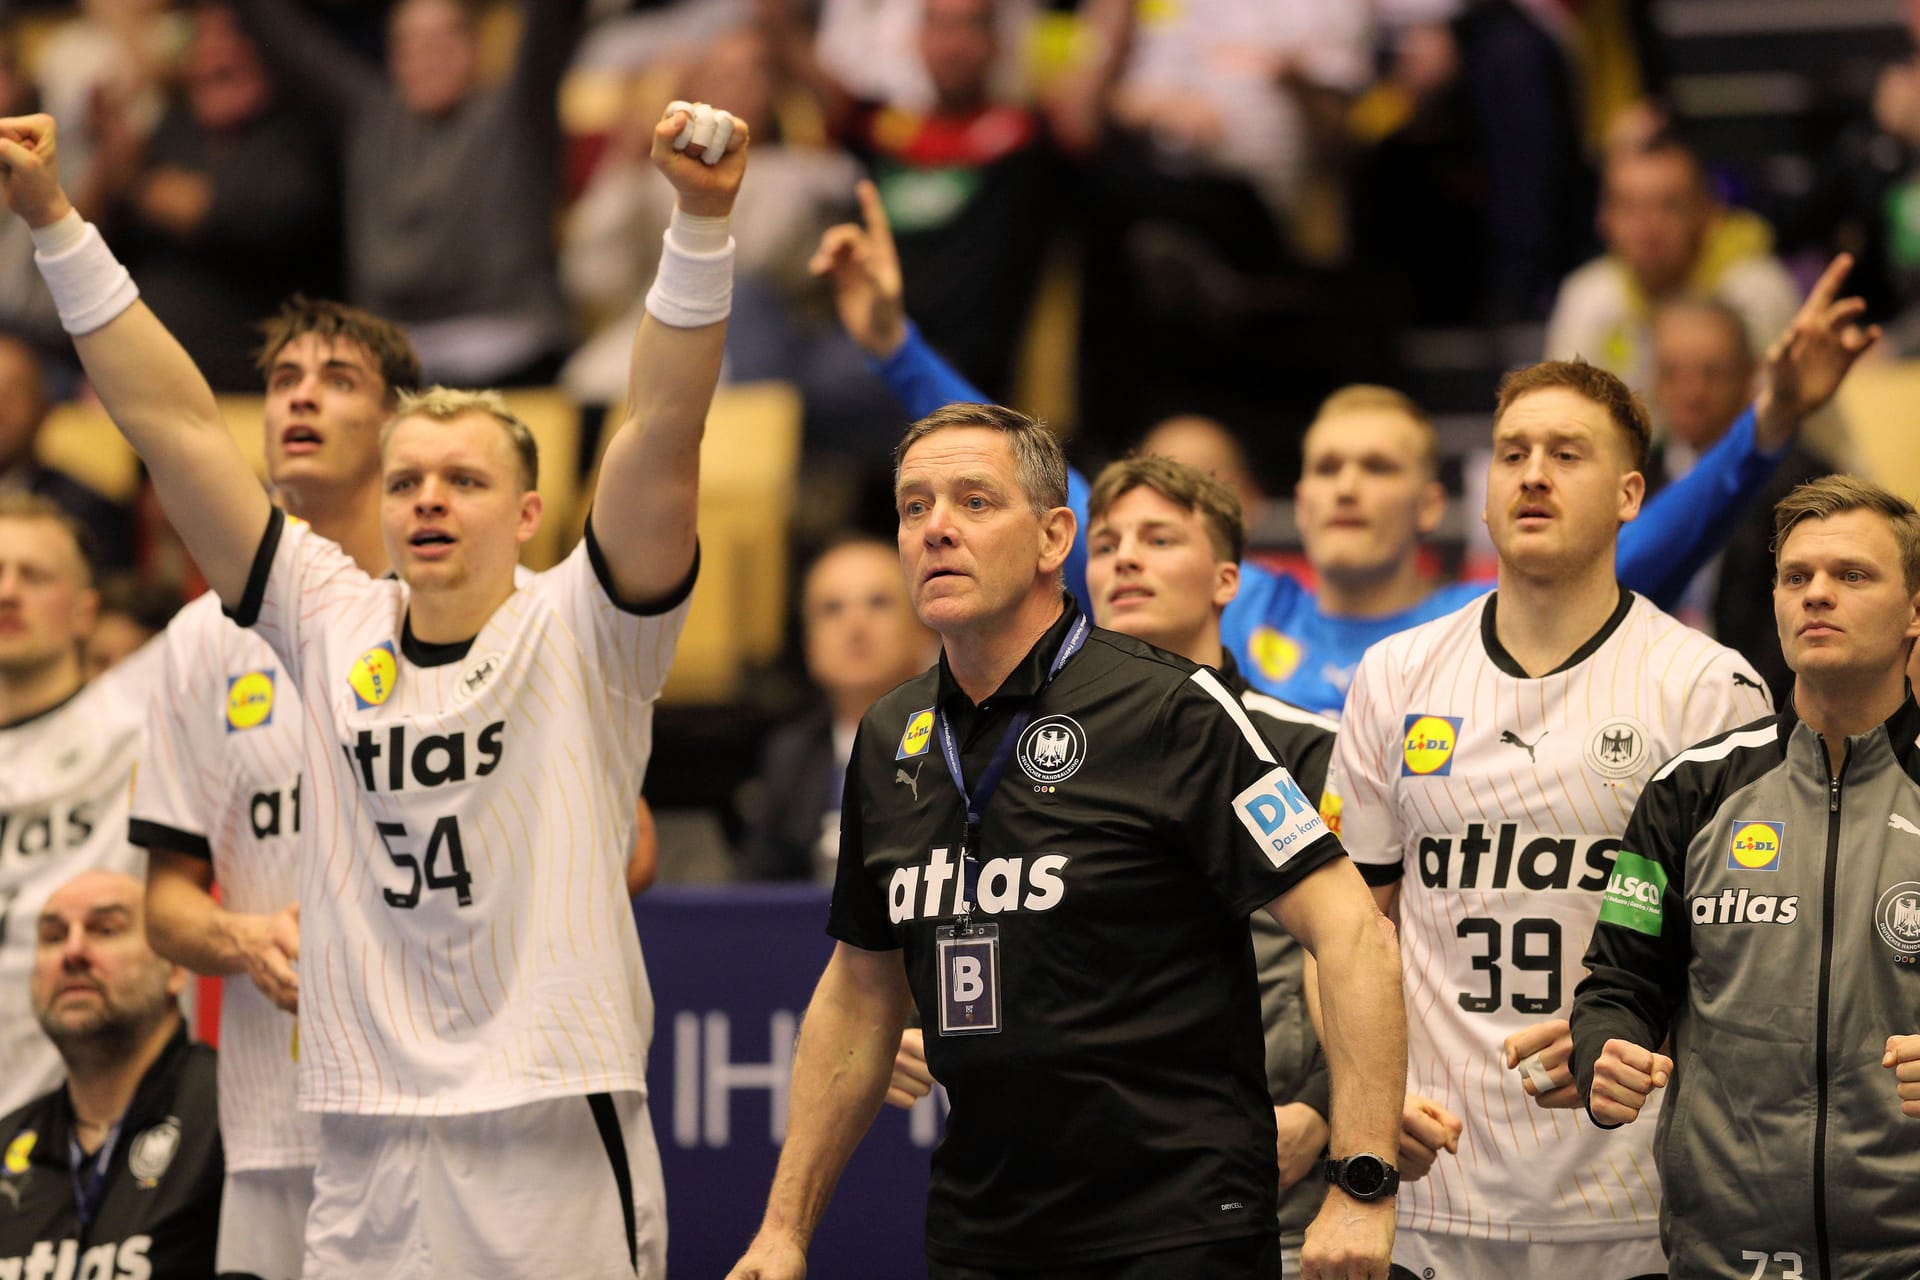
829, 602, 1347, 1269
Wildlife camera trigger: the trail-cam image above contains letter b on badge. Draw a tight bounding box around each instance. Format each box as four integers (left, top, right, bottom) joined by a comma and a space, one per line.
952, 956, 984, 1001
935, 926, 1001, 1037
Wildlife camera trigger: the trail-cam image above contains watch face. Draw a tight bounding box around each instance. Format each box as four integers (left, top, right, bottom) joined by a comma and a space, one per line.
1344, 1154, 1388, 1197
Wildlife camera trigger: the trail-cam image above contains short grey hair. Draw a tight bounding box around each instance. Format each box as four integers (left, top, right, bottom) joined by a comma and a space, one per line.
893, 402, 1068, 517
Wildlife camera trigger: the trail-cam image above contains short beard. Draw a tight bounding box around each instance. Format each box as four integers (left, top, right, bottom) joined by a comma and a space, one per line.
38, 982, 176, 1074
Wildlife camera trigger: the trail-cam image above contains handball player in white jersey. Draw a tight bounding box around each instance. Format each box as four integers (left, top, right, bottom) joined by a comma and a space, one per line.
1321, 290, 1871, 1279
2, 101, 748, 1277
129, 297, 420, 1279
0, 496, 158, 1117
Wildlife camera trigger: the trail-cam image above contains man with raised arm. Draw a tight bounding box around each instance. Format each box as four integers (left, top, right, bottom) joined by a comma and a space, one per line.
813, 180, 1868, 714
1, 102, 746, 1278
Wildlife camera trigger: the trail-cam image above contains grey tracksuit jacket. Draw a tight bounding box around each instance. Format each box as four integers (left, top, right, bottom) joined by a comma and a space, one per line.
1572, 700, 1920, 1280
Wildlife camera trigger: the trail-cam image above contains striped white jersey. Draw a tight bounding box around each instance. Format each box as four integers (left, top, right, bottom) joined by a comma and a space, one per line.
237, 511, 687, 1116
0, 645, 159, 1116
129, 590, 317, 1170
1323, 590, 1771, 1243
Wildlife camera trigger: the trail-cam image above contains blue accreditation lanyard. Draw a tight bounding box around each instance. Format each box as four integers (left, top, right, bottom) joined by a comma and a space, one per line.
68, 1121, 120, 1230
934, 613, 1089, 931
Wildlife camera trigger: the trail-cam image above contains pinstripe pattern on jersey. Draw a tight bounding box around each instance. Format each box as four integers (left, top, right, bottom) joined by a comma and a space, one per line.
1327, 592, 1772, 1243
131, 593, 319, 1169
251, 522, 682, 1116
0, 651, 156, 1118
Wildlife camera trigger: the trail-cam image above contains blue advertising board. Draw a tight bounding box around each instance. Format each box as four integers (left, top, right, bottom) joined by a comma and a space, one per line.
634, 885, 940, 1277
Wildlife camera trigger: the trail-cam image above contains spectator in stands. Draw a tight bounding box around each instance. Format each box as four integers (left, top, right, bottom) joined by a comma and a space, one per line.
0, 37, 58, 347
739, 537, 933, 882
0, 335, 133, 571
34, 0, 186, 213
561, 28, 863, 414
0, 870, 221, 1277
233, 0, 587, 385
1062, 0, 1381, 455
83, 574, 179, 679
91, 3, 337, 390
767, 0, 1055, 402
1649, 296, 1828, 702
1546, 130, 1800, 397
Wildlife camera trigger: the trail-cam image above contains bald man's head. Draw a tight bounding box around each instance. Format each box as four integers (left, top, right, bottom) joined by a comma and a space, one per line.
32, 870, 183, 1061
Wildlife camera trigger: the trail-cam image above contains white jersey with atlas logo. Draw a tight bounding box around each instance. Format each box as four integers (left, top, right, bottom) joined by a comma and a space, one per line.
1323, 589, 1771, 1243
129, 590, 318, 1170
236, 510, 688, 1116
0, 644, 159, 1116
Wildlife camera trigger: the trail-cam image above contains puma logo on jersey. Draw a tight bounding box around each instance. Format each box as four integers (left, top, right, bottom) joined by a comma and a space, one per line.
886, 846, 1069, 924
1733, 672, 1764, 691
1890, 813, 1920, 838
1499, 729, 1545, 762
895, 763, 922, 801
1417, 821, 1619, 892
343, 721, 505, 792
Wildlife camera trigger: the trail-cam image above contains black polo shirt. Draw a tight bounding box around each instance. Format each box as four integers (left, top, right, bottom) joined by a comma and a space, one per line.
830, 603, 1345, 1268
0, 1026, 221, 1278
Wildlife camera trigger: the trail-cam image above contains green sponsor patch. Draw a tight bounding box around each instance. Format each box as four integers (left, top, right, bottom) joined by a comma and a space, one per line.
1599, 850, 1668, 937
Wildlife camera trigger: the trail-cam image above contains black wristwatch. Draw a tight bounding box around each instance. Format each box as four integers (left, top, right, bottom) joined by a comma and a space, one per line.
1323, 1153, 1400, 1201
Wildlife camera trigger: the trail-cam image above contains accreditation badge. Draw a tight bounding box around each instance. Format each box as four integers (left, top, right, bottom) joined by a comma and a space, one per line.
934, 923, 1001, 1036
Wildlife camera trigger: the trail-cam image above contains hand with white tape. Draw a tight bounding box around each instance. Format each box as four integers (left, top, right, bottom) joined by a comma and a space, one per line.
1504, 1018, 1581, 1109
651, 99, 749, 217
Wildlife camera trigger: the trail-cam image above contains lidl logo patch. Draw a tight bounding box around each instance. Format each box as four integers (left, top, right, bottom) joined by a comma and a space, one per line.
349, 642, 398, 709
225, 670, 275, 732
4, 1130, 35, 1174
896, 708, 934, 760
1402, 714, 1462, 777
1250, 627, 1303, 684
1728, 820, 1783, 872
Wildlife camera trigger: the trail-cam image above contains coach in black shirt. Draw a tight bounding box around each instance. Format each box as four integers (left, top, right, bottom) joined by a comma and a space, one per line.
729, 405, 1406, 1280
0, 871, 221, 1278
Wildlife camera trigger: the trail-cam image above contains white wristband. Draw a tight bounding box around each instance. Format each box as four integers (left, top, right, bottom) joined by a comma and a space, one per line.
644, 214, 734, 329
32, 211, 139, 336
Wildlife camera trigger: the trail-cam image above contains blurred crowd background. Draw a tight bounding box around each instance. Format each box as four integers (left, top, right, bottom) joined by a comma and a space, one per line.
6, 0, 1920, 882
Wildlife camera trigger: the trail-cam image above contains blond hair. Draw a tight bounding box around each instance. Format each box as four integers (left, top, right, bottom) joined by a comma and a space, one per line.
1772, 474, 1920, 593
380, 387, 539, 491
1308, 385, 1439, 476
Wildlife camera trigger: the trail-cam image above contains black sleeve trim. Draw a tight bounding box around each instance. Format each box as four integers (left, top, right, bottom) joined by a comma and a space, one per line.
224, 506, 286, 628
1356, 860, 1404, 886
128, 818, 213, 861
583, 510, 700, 617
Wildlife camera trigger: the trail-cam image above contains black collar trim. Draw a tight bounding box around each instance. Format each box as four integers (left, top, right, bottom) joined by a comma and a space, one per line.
1481, 585, 1632, 680
401, 614, 475, 668
935, 596, 1080, 710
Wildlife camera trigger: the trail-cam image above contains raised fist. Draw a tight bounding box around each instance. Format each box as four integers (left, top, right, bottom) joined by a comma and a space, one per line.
0, 114, 76, 229
651, 100, 749, 219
